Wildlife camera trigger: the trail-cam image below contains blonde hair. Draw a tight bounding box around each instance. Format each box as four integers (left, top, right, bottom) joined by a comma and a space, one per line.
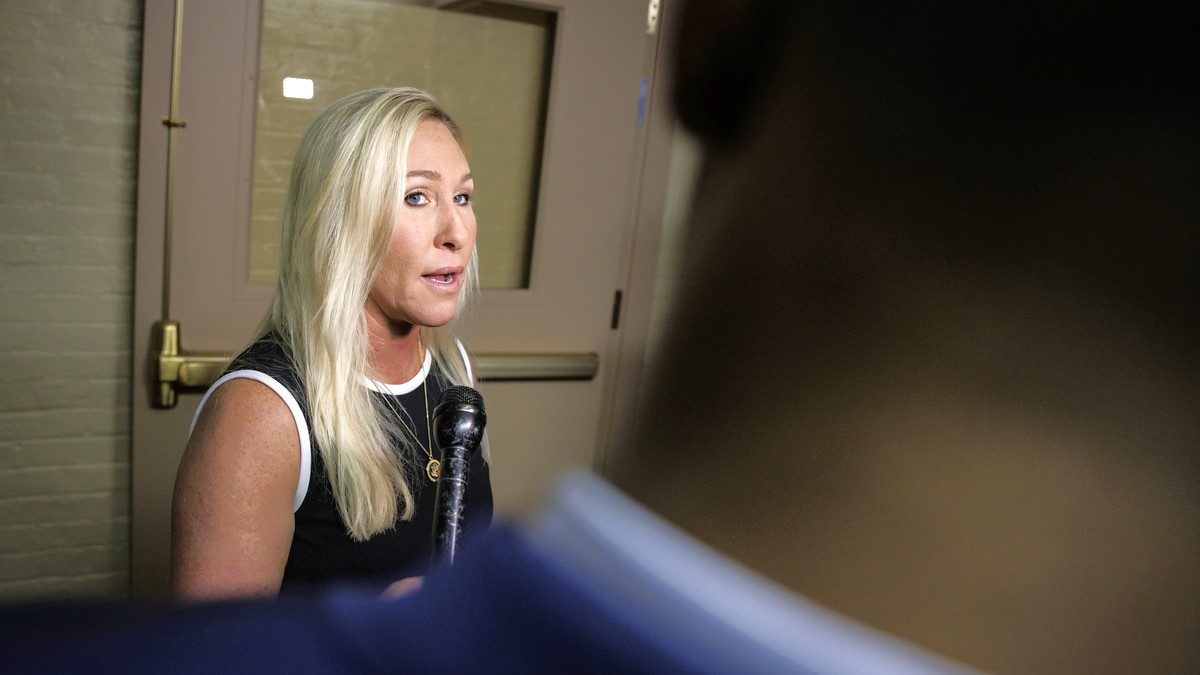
261, 87, 479, 540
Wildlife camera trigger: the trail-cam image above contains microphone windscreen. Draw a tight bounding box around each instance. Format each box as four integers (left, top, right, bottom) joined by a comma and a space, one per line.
437, 385, 484, 413
432, 386, 487, 451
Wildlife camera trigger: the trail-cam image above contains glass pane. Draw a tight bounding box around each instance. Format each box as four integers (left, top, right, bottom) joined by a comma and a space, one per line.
249, 0, 554, 289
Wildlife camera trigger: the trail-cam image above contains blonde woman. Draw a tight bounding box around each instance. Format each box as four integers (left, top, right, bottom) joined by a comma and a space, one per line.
171, 88, 492, 598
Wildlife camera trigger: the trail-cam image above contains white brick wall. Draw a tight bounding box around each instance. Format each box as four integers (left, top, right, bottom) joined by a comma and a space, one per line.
0, 0, 142, 600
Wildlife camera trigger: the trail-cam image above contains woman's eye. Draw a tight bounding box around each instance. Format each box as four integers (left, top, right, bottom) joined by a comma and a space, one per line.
453, 192, 472, 206
404, 192, 429, 206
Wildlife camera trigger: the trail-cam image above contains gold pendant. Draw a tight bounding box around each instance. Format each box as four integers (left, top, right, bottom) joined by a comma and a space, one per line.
425, 458, 441, 482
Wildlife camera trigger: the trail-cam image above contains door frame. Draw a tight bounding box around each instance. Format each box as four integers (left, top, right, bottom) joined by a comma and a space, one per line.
595, 4, 680, 469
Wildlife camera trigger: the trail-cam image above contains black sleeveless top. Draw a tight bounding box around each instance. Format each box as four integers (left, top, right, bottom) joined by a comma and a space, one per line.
222, 337, 493, 594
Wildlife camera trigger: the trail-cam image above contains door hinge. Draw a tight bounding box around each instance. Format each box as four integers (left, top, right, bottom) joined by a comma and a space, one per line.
610, 290, 624, 329
647, 0, 661, 35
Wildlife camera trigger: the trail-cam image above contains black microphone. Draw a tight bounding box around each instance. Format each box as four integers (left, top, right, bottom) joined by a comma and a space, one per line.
431, 385, 486, 565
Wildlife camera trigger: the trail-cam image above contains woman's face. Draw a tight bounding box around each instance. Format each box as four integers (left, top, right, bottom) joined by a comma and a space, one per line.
366, 118, 476, 332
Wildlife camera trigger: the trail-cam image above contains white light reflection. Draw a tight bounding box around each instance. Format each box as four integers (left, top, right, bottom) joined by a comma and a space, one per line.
282, 77, 313, 99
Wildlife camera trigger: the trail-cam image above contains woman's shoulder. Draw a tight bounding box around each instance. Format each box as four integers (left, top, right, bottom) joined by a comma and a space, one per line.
230, 334, 294, 375
193, 333, 310, 445
223, 334, 306, 399
189, 345, 313, 513
185, 376, 304, 485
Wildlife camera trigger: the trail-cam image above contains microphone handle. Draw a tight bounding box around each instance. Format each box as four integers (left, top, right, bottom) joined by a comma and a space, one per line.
431, 442, 471, 564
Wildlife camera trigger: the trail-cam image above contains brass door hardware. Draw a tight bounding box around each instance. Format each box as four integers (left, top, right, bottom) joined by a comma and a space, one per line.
150, 320, 230, 408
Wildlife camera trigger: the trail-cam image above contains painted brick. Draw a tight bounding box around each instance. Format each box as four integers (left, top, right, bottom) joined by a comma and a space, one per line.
0, 437, 128, 469
0, 111, 136, 148
0, 408, 130, 443
0, 171, 134, 210
0, 492, 128, 528
0, 571, 127, 601
0, 0, 139, 25
0, 142, 135, 179
0, 321, 128, 352
0, 351, 128, 382
0, 463, 128, 499
0, 173, 59, 204
0, 294, 130, 324
0, 235, 132, 265
0, 203, 132, 237
0, 379, 130, 413
0, 0, 142, 601
0, 544, 128, 581
0, 518, 129, 555
0, 264, 133, 295
0, 81, 141, 122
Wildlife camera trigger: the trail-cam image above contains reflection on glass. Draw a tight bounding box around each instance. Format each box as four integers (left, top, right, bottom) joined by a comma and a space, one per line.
250, 0, 554, 289
281, 77, 314, 99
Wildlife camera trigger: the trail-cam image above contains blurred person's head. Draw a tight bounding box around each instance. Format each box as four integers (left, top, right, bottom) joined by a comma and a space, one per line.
611, 3, 1198, 673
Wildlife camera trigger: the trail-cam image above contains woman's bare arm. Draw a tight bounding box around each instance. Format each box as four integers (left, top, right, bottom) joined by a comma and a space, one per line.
170, 378, 299, 599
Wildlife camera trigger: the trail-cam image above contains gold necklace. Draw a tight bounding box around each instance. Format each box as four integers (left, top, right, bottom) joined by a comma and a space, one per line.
376, 343, 440, 483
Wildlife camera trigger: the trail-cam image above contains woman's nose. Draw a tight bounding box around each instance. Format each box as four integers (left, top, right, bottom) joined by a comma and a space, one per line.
435, 201, 470, 251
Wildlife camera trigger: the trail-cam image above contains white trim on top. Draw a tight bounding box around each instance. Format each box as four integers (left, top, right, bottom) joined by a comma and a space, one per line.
363, 348, 433, 395
456, 339, 474, 383
190, 370, 312, 513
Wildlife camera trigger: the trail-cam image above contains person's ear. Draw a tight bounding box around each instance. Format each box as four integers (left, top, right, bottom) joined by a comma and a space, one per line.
671, 0, 797, 147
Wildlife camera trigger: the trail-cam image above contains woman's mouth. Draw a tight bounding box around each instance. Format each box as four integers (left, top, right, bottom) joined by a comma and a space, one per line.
421, 267, 463, 290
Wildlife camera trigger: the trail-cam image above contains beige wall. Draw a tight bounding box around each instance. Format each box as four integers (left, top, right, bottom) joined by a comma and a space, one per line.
0, 0, 142, 600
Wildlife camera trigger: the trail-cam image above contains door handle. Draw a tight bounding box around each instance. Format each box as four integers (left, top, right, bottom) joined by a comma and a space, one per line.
150, 320, 230, 408
149, 320, 600, 408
